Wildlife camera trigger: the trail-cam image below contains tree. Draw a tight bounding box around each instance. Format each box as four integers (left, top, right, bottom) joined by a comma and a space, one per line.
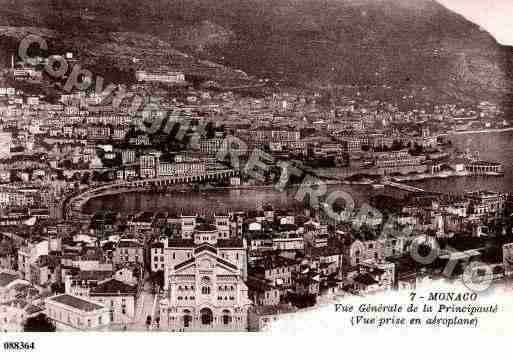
391, 140, 404, 151
23, 313, 56, 332
55, 170, 65, 181
81, 172, 90, 185
409, 143, 424, 156
282, 292, 317, 309
91, 171, 102, 182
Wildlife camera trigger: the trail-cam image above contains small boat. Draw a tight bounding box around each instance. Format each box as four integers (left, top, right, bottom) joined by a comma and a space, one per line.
372, 183, 385, 189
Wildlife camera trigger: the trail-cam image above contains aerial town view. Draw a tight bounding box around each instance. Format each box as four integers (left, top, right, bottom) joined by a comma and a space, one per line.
1, 0, 513, 333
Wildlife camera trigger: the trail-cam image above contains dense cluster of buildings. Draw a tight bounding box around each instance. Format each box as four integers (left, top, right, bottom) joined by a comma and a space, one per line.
0, 57, 512, 332
0, 183, 512, 331
0, 65, 506, 223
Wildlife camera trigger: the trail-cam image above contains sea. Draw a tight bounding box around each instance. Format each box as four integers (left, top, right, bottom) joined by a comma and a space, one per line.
83, 131, 513, 215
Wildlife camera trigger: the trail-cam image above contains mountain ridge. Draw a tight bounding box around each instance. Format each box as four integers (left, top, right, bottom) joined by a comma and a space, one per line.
0, 0, 511, 104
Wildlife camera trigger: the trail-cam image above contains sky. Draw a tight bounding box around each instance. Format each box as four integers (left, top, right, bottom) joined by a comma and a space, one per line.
438, 0, 513, 46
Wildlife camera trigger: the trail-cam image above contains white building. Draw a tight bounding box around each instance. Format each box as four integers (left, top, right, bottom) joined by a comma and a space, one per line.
89, 279, 137, 324
0, 132, 12, 159
45, 294, 110, 331
160, 222, 251, 331
135, 70, 185, 84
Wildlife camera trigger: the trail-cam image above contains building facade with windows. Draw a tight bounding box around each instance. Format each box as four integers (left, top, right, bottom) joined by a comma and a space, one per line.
113, 241, 144, 265
45, 294, 110, 331
89, 279, 137, 324
160, 223, 251, 331
135, 70, 185, 84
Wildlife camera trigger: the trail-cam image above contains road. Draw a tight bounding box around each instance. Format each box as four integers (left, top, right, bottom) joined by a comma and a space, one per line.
127, 274, 157, 331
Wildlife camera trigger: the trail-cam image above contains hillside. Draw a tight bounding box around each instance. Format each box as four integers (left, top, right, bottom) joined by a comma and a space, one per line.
0, 0, 511, 103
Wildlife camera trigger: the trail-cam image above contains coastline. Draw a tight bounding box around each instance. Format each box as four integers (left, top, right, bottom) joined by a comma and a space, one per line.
390, 170, 503, 183
314, 170, 503, 186
448, 127, 513, 135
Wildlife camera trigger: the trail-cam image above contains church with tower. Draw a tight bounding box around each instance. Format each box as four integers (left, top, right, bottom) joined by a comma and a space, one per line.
159, 214, 251, 331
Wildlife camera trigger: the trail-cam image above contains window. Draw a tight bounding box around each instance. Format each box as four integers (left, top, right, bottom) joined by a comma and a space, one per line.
201, 287, 211, 295
172, 252, 175, 260
98, 316, 102, 325
222, 310, 231, 325
200, 308, 213, 325
183, 310, 192, 328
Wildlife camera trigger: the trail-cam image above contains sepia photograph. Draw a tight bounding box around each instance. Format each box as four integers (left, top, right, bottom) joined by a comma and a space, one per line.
0, 0, 512, 357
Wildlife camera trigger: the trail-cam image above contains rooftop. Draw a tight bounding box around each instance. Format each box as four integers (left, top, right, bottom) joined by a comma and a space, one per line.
195, 223, 218, 232
309, 245, 344, 258
73, 270, 113, 282
168, 237, 243, 248
48, 294, 104, 312
118, 241, 142, 248
0, 271, 19, 287
90, 279, 137, 296
252, 255, 297, 271
246, 276, 274, 292
353, 273, 379, 286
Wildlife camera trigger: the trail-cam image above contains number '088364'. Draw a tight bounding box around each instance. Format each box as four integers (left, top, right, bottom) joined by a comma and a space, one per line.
3, 342, 35, 350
